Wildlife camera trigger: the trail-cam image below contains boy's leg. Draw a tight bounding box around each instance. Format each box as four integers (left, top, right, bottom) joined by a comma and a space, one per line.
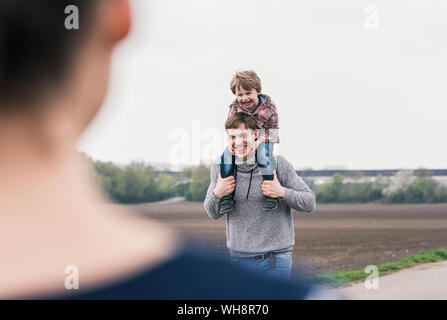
257, 142, 278, 210
219, 147, 235, 213
257, 141, 274, 179
220, 147, 235, 178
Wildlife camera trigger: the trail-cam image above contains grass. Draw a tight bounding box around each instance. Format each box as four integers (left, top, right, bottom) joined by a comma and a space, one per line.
310, 249, 447, 288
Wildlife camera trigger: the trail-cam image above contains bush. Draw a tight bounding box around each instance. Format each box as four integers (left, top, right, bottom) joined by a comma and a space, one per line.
315, 174, 385, 203
89, 159, 180, 204
186, 165, 211, 201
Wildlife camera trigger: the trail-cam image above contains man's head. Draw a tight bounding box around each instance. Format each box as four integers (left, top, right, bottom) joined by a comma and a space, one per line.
230, 70, 262, 110
225, 113, 258, 160
0, 0, 131, 146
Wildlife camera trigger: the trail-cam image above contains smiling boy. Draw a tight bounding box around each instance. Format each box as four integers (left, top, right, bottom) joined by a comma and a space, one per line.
219, 70, 280, 213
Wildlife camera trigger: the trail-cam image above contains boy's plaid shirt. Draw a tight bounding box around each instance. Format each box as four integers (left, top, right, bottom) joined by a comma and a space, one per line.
227, 94, 280, 143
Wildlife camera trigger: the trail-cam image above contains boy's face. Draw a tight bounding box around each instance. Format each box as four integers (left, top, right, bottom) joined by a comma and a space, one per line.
227, 123, 257, 160
235, 86, 260, 110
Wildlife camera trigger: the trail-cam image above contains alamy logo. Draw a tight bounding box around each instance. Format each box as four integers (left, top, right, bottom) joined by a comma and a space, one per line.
64, 265, 79, 290
65, 5, 80, 30
364, 5, 379, 30
364, 265, 379, 290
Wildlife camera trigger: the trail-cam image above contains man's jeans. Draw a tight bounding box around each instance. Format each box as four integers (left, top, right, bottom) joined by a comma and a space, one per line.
220, 141, 275, 180
230, 251, 292, 281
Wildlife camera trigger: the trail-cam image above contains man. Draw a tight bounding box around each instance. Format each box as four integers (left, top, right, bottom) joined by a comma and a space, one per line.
204, 112, 316, 280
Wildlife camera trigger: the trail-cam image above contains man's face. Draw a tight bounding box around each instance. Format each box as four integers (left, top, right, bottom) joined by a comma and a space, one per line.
227, 123, 257, 160
235, 86, 260, 110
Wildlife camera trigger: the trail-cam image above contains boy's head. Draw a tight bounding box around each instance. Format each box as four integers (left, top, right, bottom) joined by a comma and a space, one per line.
230, 70, 262, 110
225, 113, 258, 160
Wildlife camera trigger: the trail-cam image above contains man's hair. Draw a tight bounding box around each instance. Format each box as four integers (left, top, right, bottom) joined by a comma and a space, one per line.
0, 0, 99, 110
230, 70, 262, 95
225, 113, 258, 132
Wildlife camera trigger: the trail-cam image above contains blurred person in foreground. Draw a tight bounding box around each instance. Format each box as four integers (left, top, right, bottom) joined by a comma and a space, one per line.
0, 0, 329, 299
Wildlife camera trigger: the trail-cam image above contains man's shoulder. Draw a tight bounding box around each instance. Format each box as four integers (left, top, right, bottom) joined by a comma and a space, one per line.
211, 158, 220, 171
274, 156, 301, 184
276, 155, 292, 169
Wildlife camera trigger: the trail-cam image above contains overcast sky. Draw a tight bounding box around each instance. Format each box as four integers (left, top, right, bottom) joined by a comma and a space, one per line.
77, 0, 447, 170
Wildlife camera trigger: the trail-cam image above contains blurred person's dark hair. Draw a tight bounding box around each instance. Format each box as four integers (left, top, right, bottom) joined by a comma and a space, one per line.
0, 0, 98, 111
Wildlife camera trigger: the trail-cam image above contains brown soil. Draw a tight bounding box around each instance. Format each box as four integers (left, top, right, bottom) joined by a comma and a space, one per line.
127, 201, 447, 277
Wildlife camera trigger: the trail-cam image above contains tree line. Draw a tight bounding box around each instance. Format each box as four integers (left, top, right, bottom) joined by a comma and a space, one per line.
309, 169, 447, 204
83, 153, 209, 203
83, 154, 447, 204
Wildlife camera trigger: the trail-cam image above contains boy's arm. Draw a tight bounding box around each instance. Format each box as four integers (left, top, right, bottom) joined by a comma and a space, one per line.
279, 158, 316, 213
227, 104, 238, 118
203, 163, 226, 220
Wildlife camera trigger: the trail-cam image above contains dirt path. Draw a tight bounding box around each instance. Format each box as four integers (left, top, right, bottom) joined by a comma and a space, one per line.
335, 261, 447, 299
149, 197, 185, 205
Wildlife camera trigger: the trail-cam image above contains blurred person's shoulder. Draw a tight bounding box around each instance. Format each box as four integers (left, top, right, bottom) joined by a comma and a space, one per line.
49, 243, 320, 300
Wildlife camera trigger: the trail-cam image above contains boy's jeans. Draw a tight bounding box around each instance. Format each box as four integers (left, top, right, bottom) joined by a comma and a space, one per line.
230, 251, 292, 281
220, 141, 275, 180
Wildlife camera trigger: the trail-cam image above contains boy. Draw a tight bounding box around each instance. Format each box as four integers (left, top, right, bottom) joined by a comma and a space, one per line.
219, 70, 280, 213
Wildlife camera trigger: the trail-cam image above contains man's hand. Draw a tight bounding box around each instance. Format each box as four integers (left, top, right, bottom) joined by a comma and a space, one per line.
262, 171, 285, 198
213, 173, 236, 198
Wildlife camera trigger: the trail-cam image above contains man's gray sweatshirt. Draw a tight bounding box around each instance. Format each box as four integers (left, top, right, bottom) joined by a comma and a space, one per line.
204, 155, 316, 257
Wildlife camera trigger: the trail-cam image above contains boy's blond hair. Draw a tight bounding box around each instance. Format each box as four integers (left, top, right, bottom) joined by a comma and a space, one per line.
230, 70, 262, 95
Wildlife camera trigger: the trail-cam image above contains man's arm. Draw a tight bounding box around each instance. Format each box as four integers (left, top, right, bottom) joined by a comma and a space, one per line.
203, 164, 225, 220
278, 158, 316, 213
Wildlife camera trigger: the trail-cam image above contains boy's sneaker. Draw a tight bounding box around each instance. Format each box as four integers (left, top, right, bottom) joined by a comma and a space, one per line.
263, 197, 278, 211
219, 195, 235, 214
